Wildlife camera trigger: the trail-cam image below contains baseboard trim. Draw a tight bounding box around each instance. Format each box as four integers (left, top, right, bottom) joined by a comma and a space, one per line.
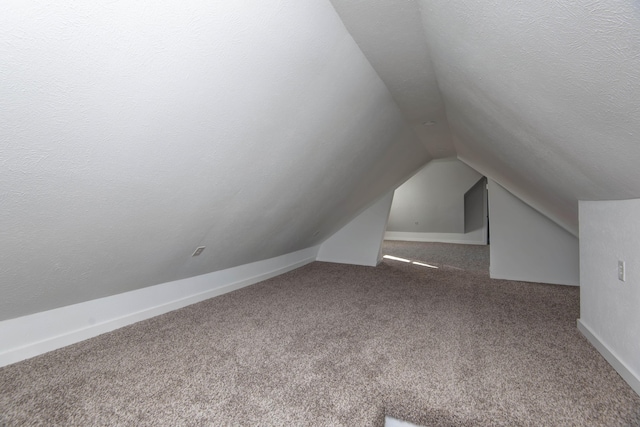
384, 231, 486, 245
0, 246, 319, 368
577, 319, 640, 396
489, 271, 579, 287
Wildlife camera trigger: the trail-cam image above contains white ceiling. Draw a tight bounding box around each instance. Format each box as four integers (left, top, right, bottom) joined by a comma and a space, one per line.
329, 0, 455, 158
330, 0, 640, 235
0, 1, 430, 320
2, 0, 640, 319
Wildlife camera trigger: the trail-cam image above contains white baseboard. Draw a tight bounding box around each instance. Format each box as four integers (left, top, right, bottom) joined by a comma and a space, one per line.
0, 246, 319, 368
384, 231, 486, 245
489, 271, 579, 287
578, 319, 640, 397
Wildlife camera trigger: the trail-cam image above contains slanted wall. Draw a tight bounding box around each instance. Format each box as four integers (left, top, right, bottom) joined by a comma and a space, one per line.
0, 1, 430, 321
317, 191, 394, 267
488, 180, 579, 286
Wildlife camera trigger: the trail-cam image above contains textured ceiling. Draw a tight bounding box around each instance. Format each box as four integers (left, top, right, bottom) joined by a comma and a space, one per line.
331, 0, 640, 235
418, 0, 640, 235
329, 0, 455, 158
2, 0, 640, 320
0, 1, 430, 320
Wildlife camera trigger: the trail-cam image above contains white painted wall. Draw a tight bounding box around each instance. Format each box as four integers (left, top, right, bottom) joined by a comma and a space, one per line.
317, 191, 394, 267
578, 199, 640, 395
0, 246, 319, 368
488, 180, 579, 286
0, 1, 430, 320
387, 158, 482, 233
385, 158, 485, 244
465, 177, 487, 234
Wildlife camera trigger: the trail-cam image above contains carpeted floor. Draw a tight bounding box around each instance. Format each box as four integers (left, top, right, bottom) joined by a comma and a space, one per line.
1, 242, 639, 426
381, 241, 490, 273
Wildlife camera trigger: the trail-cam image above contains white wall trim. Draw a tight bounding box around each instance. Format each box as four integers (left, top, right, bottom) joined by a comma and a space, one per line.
384, 231, 486, 245
578, 319, 640, 397
489, 272, 579, 287
0, 246, 319, 368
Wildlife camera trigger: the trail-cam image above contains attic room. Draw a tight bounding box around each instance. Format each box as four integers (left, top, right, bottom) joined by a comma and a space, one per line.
1, 0, 639, 425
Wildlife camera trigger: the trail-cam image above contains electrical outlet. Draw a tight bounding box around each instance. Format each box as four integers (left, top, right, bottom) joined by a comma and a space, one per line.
192, 246, 206, 257
618, 260, 625, 282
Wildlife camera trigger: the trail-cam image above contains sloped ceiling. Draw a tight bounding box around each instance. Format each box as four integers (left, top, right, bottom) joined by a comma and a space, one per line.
421, 0, 640, 236
3, 0, 640, 320
331, 0, 640, 236
0, 1, 430, 320
329, 0, 455, 159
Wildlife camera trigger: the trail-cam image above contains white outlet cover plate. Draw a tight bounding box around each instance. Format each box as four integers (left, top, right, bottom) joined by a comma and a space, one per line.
618, 260, 625, 282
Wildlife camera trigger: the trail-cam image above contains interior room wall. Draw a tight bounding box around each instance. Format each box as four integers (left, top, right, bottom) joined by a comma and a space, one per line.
464, 177, 487, 234
578, 199, 640, 395
488, 180, 579, 286
385, 158, 486, 244
0, 1, 430, 321
317, 191, 394, 267
0, 246, 319, 367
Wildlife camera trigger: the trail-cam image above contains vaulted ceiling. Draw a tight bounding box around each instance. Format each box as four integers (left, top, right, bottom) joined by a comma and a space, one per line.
332, 0, 640, 236
1, 0, 639, 320
0, 1, 430, 320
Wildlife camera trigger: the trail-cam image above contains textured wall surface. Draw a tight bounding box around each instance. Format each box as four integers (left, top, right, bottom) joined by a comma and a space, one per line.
329, 0, 455, 158
387, 158, 482, 233
4, 0, 640, 327
317, 191, 394, 267
489, 181, 579, 286
580, 199, 640, 386
0, 1, 430, 320
418, 0, 640, 235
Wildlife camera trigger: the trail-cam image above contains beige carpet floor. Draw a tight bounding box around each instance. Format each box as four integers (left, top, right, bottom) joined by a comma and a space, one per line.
1, 242, 639, 426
